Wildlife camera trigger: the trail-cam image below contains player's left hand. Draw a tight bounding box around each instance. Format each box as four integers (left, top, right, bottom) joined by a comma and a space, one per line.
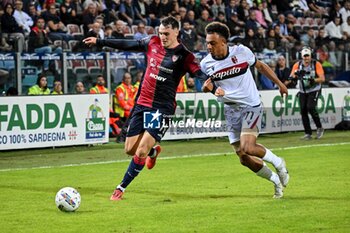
215, 87, 225, 97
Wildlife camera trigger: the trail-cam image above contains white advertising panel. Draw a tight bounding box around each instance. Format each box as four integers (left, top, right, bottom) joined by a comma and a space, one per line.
260, 88, 350, 133
163, 93, 227, 140
0, 94, 109, 150
164, 88, 350, 140
1, 88, 348, 148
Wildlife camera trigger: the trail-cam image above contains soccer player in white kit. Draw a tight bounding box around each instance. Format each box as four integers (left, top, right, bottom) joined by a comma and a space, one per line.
201, 22, 290, 198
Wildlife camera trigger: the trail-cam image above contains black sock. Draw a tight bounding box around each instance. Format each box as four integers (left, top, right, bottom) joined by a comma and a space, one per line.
148, 147, 155, 157
120, 155, 145, 189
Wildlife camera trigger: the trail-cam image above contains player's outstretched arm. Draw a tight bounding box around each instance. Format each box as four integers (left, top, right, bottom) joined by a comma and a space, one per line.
83, 37, 97, 45
83, 37, 147, 51
255, 60, 288, 97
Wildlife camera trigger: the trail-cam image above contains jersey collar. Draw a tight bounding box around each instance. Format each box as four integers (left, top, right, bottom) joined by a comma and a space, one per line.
212, 46, 230, 61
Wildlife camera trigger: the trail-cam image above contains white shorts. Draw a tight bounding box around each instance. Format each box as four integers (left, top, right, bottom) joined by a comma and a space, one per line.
224, 103, 262, 144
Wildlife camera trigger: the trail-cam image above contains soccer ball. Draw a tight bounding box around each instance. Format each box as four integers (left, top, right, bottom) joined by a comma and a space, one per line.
55, 187, 81, 212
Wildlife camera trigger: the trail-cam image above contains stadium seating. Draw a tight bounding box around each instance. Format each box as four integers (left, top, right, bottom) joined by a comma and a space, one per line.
88, 66, 103, 80
123, 26, 132, 34
1, 61, 15, 70
86, 59, 97, 69
47, 75, 54, 88
74, 67, 89, 81
131, 25, 138, 35
22, 75, 37, 87
80, 25, 85, 36
113, 66, 127, 84
67, 24, 84, 37
54, 40, 68, 51
127, 65, 137, 77
68, 40, 80, 51
97, 59, 105, 68
131, 25, 155, 35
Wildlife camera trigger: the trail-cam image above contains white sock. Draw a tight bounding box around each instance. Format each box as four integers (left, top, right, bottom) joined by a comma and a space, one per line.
262, 148, 282, 169
117, 185, 125, 192
256, 163, 281, 186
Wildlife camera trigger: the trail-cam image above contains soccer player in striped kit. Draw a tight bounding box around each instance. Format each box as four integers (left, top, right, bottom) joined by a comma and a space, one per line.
201, 22, 290, 198
84, 16, 207, 200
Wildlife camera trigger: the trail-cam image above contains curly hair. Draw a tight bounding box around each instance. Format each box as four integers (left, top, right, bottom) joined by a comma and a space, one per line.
205, 22, 230, 41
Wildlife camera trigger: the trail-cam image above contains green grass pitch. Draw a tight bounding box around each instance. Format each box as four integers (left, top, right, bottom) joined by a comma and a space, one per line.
0, 131, 349, 233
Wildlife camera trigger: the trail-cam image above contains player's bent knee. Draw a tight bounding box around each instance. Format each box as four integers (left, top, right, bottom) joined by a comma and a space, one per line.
240, 144, 249, 155
135, 144, 150, 157
234, 147, 250, 167
239, 154, 250, 167
124, 146, 135, 155
242, 148, 254, 156
240, 144, 257, 156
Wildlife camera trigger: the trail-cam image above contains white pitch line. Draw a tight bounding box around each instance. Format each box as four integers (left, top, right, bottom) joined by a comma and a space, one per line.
1, 142, 349, 172
270, 142, 350, 151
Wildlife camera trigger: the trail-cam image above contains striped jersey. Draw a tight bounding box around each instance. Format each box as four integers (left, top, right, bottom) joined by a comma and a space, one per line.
98, 36, 203, 114
136, 36, 200, 113
200, 44, 261, 106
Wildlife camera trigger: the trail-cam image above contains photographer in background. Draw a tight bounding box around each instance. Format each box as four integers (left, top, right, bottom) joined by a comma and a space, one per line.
289, 47, 325, 140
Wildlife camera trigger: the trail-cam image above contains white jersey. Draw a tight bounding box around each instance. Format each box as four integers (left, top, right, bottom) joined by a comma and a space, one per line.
200, 45, 260, 106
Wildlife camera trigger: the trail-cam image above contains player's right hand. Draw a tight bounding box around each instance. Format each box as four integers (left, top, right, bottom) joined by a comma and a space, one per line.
202, 78, 213, 92
83, 37, 97, 46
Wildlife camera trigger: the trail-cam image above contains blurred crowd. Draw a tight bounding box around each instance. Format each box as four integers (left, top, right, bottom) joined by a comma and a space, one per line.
1, 0, 350, 138
1, 0, 348, 84
0, 0, 349, 84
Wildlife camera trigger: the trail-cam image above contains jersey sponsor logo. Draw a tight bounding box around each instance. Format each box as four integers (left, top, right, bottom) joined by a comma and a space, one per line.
149, 58, 173, 74
210, 62, 249, 81
158, 65, 173, 74
150, 72, 167, 81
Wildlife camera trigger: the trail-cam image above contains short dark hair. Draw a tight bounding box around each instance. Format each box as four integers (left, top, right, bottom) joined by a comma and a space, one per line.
205, 22, 230, 41
105, 25, 113, 30
160, 16, 180, 30
36, 16, 45, 22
